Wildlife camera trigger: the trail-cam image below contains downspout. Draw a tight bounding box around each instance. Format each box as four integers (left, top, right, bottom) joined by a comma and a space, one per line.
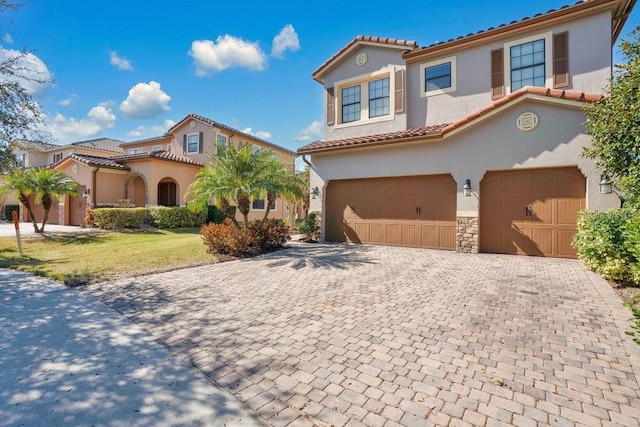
301, 154, 312, 169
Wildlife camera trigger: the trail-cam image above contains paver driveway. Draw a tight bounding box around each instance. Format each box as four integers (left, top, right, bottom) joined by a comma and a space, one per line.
83, 243, 640, 427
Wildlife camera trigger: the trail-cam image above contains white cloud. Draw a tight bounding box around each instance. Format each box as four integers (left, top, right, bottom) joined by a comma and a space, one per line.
119, 81, 171, 119
110, 50, 134, 71
271, 24, 300, 59
126, 119, 176, 138
58, 94, 78, 106
0, 47, 53, 97
50, 104, 116, 142
293, 120, 323, 142
242, 127, 272, 140
189, 35, 267, 75
2, 33, 13, 44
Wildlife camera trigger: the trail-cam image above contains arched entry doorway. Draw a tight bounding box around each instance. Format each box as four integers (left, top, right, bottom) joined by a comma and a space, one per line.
126, 173, 148, 207
157, 178, 178, 206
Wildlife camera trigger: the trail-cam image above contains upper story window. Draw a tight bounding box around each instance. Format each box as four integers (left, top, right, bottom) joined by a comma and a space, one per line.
16, 153, 26, 167
186, 133, 199, 154
216, 134, 227, 145
341, 84, 361, 123
368, 77, 390, 118
152, 145, 162, 152
510, 39, 545, 91
420, 56, 456, 97
53, 153, 63, 163
129, 148, 143, 154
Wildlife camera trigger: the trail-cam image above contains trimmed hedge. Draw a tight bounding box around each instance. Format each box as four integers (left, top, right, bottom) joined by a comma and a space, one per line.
92, 208, 148, 229
573, 208, 639, 283
4, 204, 19, 220
149, 206, 207, 228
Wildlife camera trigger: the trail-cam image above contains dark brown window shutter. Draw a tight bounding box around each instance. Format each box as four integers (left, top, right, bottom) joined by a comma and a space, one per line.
326, 87, 335, 126
553, 32, 569, 88
491, 48, 504, 99
394, 69, 405, 113
198, 132, 204, 153
182, 134, 187, 152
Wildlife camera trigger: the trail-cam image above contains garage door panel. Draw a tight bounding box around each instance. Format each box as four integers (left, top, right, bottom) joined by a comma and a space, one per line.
480, 167, 585, 259
326, 175, 456, 249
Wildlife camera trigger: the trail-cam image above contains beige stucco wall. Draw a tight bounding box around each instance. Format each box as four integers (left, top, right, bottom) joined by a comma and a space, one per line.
308, 99, 620, 239
123, 159, 200, 206
122, 138, 171, 154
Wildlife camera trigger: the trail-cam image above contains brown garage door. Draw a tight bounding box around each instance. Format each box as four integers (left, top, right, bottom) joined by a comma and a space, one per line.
480, 167, 585, 258
325, 175, 456, 249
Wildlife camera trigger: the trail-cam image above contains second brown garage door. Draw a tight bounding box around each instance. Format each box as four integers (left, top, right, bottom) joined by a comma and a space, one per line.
325, 175, 456, 249
480, 167, 585, 258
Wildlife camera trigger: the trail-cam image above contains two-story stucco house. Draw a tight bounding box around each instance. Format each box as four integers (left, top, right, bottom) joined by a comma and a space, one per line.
298, 0, 634, 258
7, 113, 296, 226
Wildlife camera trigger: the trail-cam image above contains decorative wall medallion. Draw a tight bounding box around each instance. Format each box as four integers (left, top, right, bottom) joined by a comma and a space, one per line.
516, 112, 538, 131
190, 120, 196, 128
72, 164, 78, 173
355, 52, 368, 66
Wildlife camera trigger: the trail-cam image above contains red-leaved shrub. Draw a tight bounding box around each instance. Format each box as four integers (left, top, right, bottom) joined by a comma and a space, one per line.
200, 218, 289, 257
249, 219, 289, 252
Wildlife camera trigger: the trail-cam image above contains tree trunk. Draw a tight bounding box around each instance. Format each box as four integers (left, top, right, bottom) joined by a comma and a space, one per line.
237, 195, 251, 229
220, 198, 240, 229
18, 193, 39, 233
40, 193, 52, 232
262, 192, 275, 221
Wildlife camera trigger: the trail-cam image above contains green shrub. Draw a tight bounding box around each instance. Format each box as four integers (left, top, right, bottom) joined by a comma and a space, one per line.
200, 219, 257, 257
207, 205, 226, 224
149, 206, 207, 228
625, 214, 640, 283
299, 212, 320, 242
573, 208, 639, 282
4, 204, 19, 220
92, 207, 148, 229
249, 219, 289, 252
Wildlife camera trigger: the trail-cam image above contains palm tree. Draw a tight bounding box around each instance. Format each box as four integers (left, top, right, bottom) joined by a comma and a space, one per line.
0, 168, 39, 232
186, 141, 272, 228
30, 168, 78, 232
259, 154, 304, 221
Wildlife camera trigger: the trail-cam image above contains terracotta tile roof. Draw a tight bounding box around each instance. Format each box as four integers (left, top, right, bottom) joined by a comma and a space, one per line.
70, 138, 125, 153
119, 135, 170, 147
312, 35, 418, 82
298, 86, 603, 154
67, 154, 130, 170
405, 0, 634, 60
13, 139, 58, 151
112, 150, 202, 166
168, 113, 296, 155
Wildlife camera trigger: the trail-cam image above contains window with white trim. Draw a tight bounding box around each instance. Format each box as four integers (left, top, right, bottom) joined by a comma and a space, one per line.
252, 198, 276, 210
129, 148, 143, 154
53, 153, 63, 163
503, 32, 552, 93
335, 72, 393, 126
152, 145, 162, 152
16, 153, 26, 167
216, 134, 227, 145
186, 133, 199, 154
420, 56, 456, 97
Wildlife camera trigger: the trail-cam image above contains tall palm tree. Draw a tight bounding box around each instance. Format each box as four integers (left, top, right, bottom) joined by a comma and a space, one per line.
259, 154, 304, 221
0, 168, 39, 232
186, 141, 272, 228
30, 168, 78, 232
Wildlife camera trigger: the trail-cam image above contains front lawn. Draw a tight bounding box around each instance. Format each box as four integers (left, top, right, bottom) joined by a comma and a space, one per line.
0, 228, 214, 286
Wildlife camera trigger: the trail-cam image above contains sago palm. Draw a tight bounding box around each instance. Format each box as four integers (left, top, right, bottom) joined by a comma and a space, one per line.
30, 168, 78, 232
0, 168, 39, 232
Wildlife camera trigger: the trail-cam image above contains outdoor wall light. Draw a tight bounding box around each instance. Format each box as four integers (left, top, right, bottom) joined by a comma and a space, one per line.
82, 188, 90, 198
311, 186, 320, 199
599, 173, 612, 194
462, 179, 472, 197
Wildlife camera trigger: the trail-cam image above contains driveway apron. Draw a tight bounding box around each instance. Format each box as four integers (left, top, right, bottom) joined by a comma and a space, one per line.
82, 243, 640, 427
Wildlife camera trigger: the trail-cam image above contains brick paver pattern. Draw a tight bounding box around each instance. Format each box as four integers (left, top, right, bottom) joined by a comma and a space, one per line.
83, 244, 640, 427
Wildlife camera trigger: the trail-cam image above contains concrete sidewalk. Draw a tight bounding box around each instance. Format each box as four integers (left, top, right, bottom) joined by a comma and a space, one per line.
0, 269, 266, 427
0, 221, 101, 237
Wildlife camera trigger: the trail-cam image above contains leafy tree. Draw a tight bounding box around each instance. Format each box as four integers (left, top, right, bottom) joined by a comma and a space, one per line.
0, 1, 51, 171
258, 153, 304, 221
0, 167, 38, 231
584, 26, 640, 207
30, 168, 78, 231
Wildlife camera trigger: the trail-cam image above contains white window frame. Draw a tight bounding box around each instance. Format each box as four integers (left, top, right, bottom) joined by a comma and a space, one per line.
503, 31, 553, 94
53, 153, 63, 162
333, 70, 395, 129
129, 148, 143, 154
186, 133, 199, 154
152, 145, 162, 152
420, 56, 457, 97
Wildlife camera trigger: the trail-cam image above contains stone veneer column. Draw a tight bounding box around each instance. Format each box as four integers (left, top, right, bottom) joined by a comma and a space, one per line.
58, 200, 66, 225
456, 216, 479, 254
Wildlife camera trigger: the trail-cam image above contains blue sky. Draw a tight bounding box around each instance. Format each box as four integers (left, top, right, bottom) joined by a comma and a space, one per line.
2, 0, 638, 152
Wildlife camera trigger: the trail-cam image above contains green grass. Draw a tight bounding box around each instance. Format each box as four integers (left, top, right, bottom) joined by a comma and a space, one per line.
0, 228, 215, 286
